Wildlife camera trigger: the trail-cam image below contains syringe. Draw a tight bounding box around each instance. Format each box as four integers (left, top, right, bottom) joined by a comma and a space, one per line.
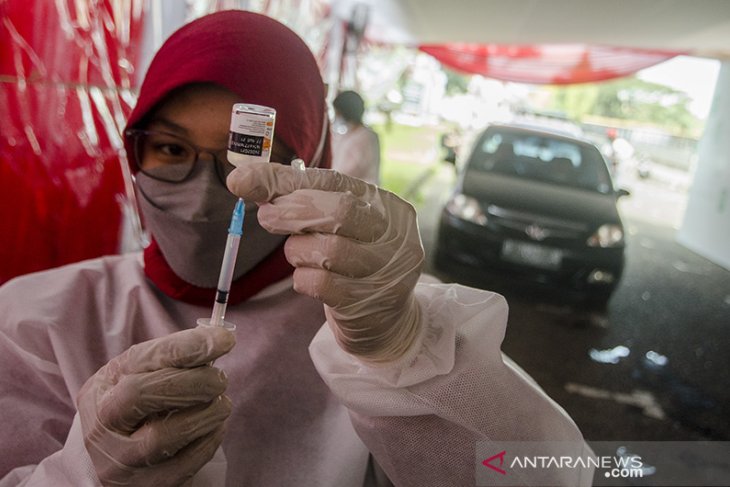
197, 102, 274, 330
197, 198, 244, 330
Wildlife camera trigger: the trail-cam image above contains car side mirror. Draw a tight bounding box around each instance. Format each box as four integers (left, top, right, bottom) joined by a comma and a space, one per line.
616, 188, 631, 198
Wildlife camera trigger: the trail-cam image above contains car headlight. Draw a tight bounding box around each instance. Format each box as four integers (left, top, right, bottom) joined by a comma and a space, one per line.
446, 194, 487, 225
587, 224, 624, 247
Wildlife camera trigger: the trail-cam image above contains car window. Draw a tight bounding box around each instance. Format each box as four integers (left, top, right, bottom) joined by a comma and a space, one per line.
467, 129, 613, 194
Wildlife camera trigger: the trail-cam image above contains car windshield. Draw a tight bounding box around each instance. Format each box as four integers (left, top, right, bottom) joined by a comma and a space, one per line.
467, 129, 613, 194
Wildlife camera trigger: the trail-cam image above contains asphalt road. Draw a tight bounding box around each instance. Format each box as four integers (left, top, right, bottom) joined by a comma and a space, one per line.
412, 162, 730, 443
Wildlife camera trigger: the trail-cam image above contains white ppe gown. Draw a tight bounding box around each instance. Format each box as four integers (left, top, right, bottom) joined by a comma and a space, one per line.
0, 253, 593, 486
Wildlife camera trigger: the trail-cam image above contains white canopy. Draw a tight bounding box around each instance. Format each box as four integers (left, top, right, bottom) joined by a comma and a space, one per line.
331, 0, 730, 58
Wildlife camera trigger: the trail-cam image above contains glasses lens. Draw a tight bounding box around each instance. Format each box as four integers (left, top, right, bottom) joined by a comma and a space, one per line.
133, 131, 196, 182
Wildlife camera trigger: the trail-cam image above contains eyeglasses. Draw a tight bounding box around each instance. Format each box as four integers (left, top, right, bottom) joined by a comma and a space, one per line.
125, 129, 234, 184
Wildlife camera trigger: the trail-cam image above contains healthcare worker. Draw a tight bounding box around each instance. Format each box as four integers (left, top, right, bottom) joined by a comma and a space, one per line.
0, 10, 593, 487
331, 90, 381, 185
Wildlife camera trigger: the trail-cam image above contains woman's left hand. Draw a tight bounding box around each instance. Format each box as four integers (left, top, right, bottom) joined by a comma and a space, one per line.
227, 162, 424, 362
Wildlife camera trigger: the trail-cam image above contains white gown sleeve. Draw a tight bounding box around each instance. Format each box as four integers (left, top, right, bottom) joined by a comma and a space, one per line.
0, 415, 100, 487
0, 414, 227, 487
309, 282, 595, 487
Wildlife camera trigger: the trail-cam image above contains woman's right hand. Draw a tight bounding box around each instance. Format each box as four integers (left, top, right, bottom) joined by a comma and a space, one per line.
77, 326, 235, 486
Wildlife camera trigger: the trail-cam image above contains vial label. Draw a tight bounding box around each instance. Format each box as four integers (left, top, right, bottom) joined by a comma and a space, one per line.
229, 132, 266, 157
228, 104, 276, 167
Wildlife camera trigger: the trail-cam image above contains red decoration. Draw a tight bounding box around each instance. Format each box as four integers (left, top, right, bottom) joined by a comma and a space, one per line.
419, 43, 682, 84
0, 0, 145, 284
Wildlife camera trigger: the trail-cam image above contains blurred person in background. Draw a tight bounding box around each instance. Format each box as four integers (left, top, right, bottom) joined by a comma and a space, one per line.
331, 90, 381, 185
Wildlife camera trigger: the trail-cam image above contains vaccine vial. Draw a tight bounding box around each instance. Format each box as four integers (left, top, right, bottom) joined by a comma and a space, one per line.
227, 103, 276, 166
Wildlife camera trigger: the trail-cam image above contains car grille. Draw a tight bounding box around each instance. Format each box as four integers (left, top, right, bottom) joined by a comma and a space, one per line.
486, 204, 587, 241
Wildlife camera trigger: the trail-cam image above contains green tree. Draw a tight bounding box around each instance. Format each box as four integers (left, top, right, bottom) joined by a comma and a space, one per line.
549, 84, 599, 121
444, 68, 470, 95
547, 77, 700, 136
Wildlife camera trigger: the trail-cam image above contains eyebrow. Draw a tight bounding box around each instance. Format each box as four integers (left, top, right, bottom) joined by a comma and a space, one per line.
146, 117, 229, 149
146, 117, 191, 136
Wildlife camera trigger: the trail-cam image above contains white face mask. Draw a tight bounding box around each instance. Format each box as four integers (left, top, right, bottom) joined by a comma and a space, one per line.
135, 163, 285, 288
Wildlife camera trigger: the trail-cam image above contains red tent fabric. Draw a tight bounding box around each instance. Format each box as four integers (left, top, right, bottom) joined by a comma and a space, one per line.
0, 0, 145, 284
419, 43, 682, 84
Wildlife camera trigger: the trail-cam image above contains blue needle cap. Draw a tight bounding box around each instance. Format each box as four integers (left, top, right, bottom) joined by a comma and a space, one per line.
228, 199, 245, 236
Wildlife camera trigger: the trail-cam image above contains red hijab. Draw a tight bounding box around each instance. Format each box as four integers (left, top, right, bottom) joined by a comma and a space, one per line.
125, 10, 332, 305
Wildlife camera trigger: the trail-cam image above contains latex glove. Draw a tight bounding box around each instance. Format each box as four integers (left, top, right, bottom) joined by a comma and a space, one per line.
227, 162, 424, 363
77, 327, 235, 486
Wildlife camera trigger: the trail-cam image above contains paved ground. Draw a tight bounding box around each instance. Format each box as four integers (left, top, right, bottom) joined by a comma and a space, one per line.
410, 160, 730, 443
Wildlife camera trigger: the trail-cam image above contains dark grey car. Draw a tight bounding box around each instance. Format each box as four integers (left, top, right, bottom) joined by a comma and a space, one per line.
434, 124, 630, 309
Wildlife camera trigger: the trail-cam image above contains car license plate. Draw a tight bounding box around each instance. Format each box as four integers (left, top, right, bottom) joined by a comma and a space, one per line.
501, 240, 562, 270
